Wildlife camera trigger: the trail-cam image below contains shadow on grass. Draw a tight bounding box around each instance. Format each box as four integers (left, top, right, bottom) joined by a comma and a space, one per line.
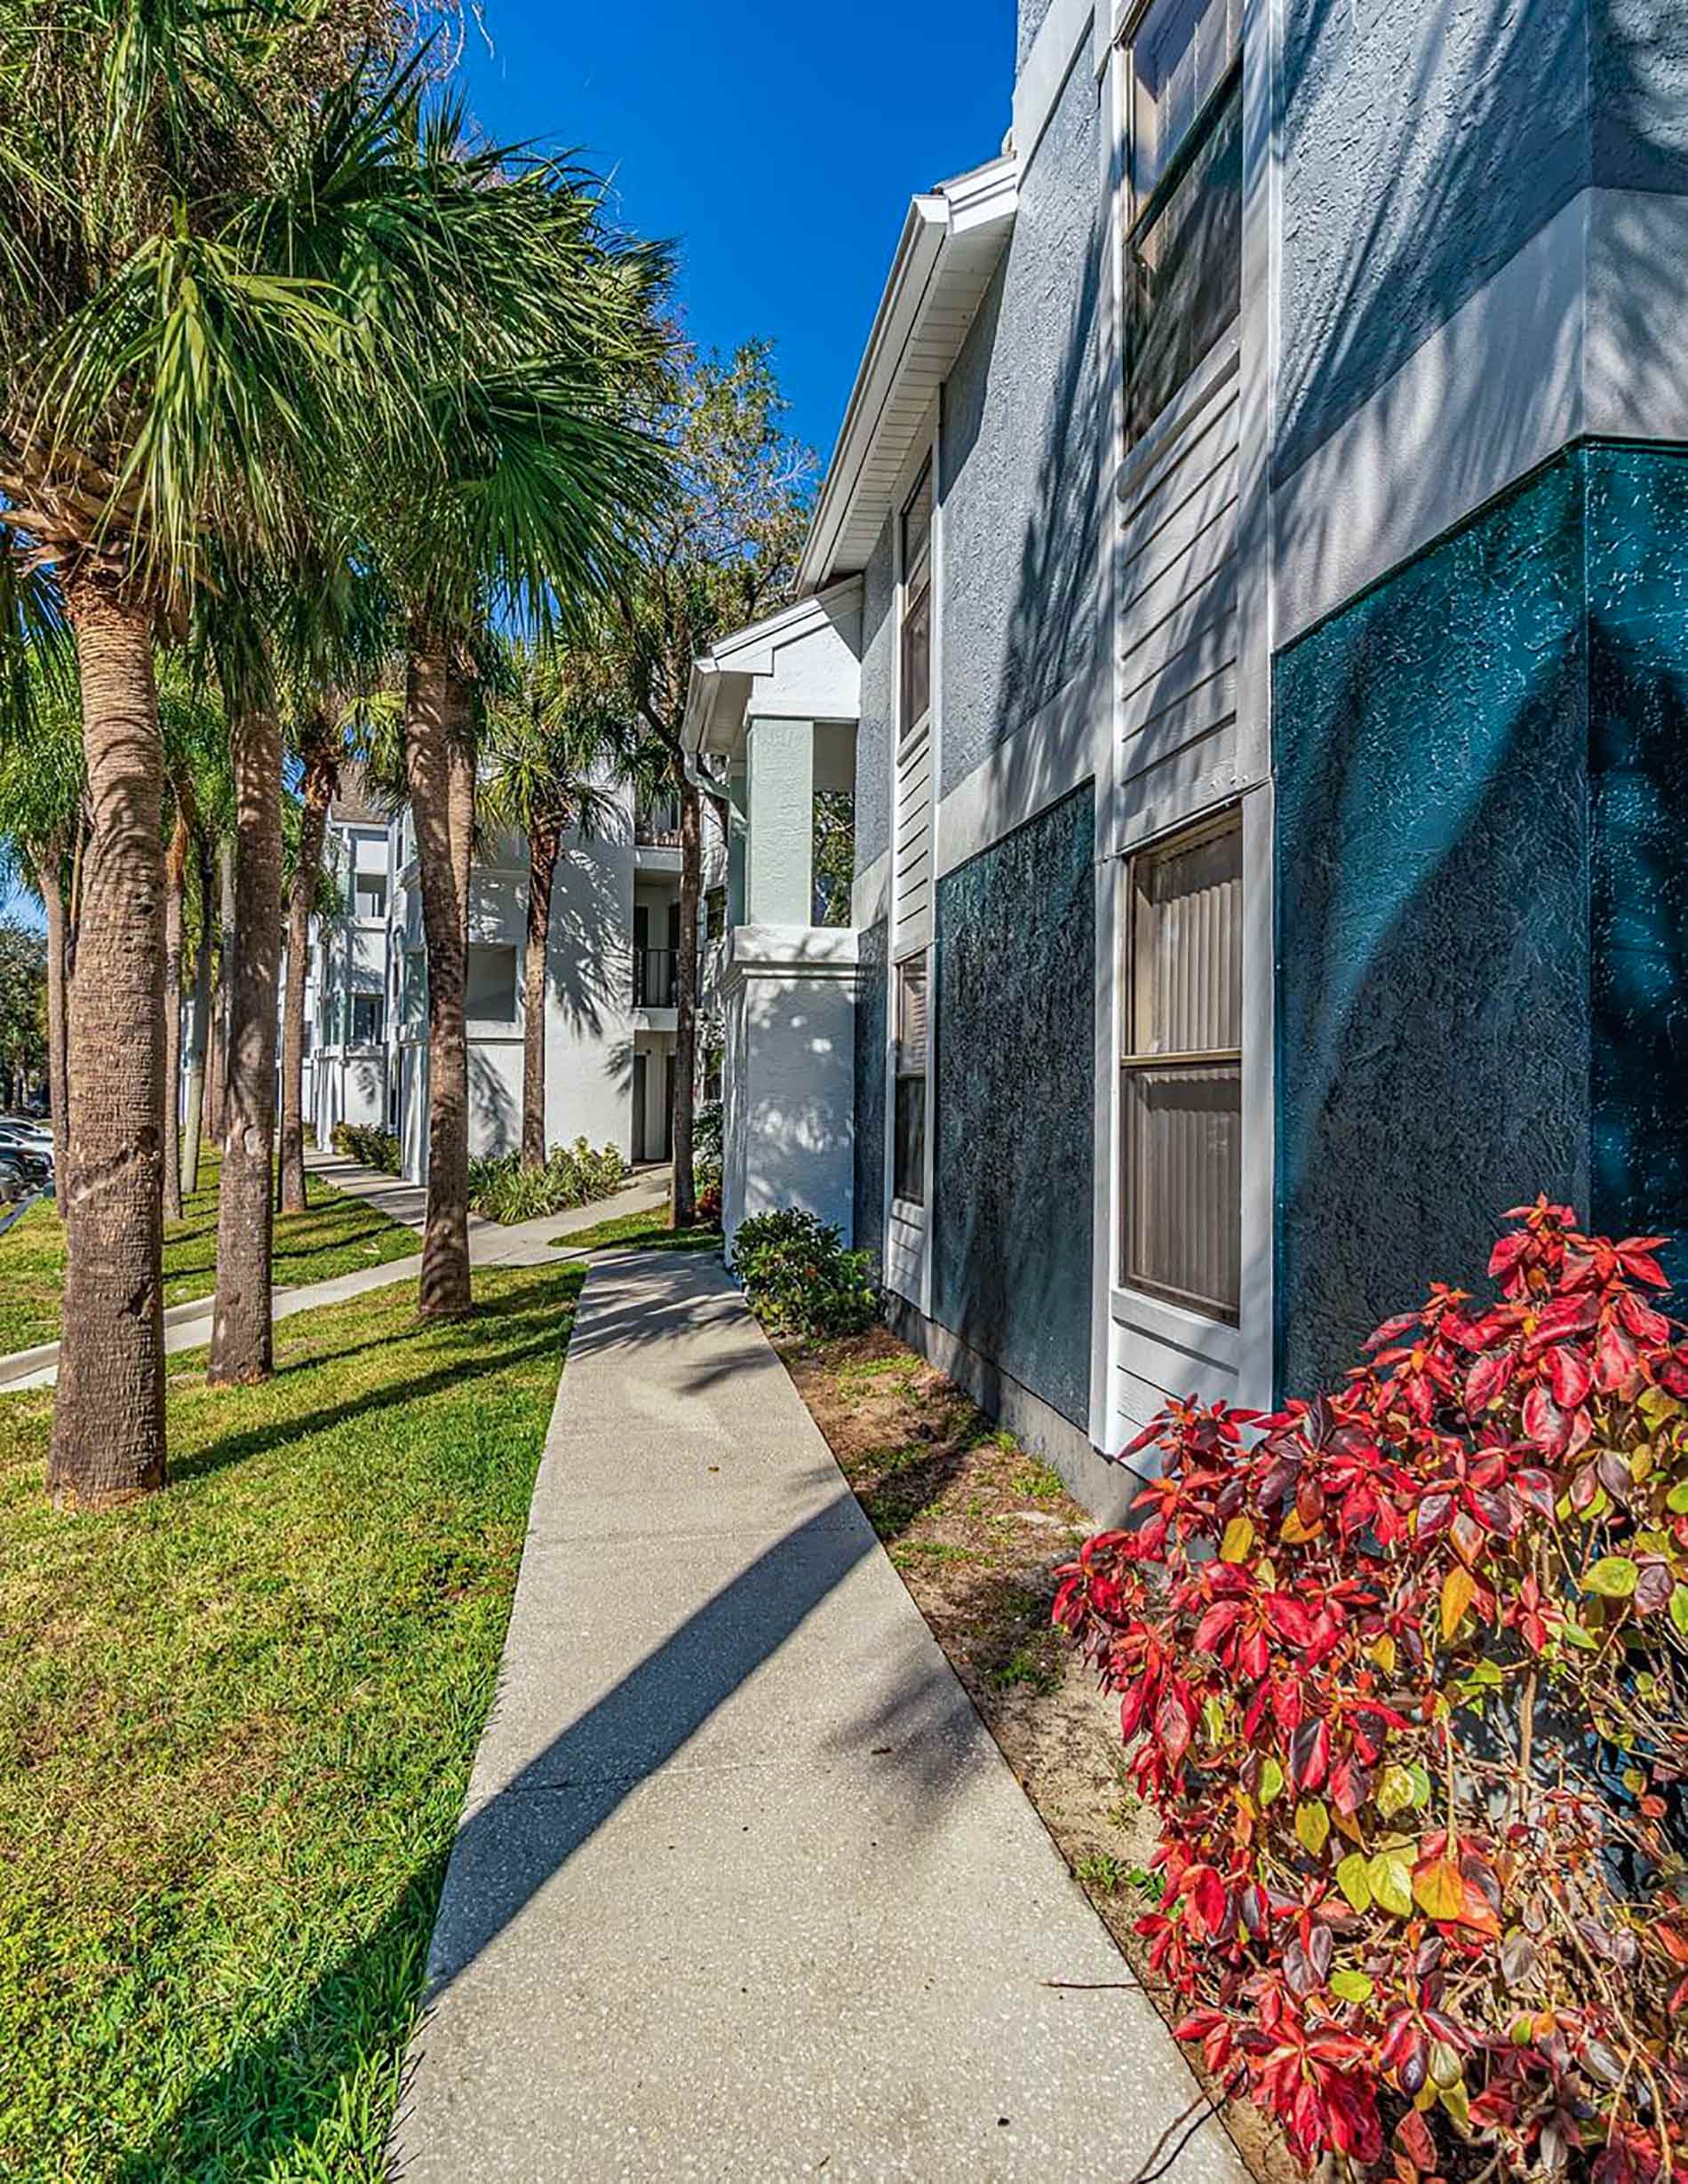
166, 1272, 582, 1488
115, 1865, 450, 2180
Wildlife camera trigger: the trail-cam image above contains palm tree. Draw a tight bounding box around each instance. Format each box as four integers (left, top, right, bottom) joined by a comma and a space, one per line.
157, 659, 228, 1219
0, 7, 503, 1499
358, 119, 672, 1317
482, 640, 626, 1169
0, 633, 85, 1190
277, 703, 343, 1213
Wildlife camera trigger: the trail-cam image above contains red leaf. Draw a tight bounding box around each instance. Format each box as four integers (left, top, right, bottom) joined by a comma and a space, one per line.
1156, 1688, 1193, 1766
1395, 2109, 1439, 2173
1542, 1344, 1592, 1408
1489, 1231, 1532, 1279
1513, 1467, 1557, 1519
1618, 1290, 1671, 1343
1265, 1594, 1318, 1648
1464, 1348, 1514, 1413
1521, 1383, 1568, 1454
1595, 1318, 1639, 1392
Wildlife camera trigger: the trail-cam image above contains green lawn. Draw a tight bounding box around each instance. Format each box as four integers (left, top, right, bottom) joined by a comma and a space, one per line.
553, 1205, 723, 1255
0, 1260, 585, 2180
0, 1150, 418, 1357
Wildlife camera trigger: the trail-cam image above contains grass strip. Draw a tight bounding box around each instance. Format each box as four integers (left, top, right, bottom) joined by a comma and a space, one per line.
0, 1149, 418, 1358
0, 1259, 583, 2180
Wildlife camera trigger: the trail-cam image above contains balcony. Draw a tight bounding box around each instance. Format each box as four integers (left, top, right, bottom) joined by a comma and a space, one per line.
633, 949, 679, 1009
634, 804, 682, 848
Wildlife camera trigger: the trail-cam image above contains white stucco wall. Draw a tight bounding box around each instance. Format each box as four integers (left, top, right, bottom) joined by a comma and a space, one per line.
721, 928, 858, 1250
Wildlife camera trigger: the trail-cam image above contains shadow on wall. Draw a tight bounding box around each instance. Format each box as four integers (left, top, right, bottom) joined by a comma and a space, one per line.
1270, 0, 1688, 614
1274, 454, 1592, 1398
940, 40, 1109, 830
546, 837, 632, 1043
468, 1049, 517, 1160
1587, 447, 1688, 1251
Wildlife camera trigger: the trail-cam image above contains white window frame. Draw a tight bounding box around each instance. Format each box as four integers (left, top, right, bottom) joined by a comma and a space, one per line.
1119, 0, 1245, 450
1118, 805, 1242, 1326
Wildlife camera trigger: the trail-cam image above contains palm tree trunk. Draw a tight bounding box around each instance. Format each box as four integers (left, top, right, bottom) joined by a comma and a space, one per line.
406, 641, 474, 1319
162, 811, 188, 1222
47, 575, 166, 1508
522, 824, 558, 1171
209, 701, 283, 1385
671, 770, 700, 1227
181, 837, 213, 1197
278, 744, 333, 1214
37, 850, 70, 1203
206, 838, 235, 1141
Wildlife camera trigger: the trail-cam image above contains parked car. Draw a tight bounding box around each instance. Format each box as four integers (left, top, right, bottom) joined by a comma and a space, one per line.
0, 1124, 52, 1179
0, 1151, 31, 1204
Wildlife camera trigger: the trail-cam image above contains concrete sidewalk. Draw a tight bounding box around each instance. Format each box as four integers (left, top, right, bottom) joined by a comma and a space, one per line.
0, 1158, 673, 1391
389, 1250, 1244, 2182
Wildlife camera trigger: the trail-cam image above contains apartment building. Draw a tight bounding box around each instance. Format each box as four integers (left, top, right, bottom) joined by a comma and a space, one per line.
303, 776, 725, 1181
689, 0, 1688, 1511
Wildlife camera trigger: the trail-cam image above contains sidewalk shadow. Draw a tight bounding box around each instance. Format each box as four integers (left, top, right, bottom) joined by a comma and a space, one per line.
124, 1495, 883, 2176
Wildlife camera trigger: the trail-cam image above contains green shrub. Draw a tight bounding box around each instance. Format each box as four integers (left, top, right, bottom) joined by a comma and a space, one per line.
693, 1098, 724, 1195
729, 1209, 878, 1337
331, 1123, 402, 1174
467, 1139, 627, 1225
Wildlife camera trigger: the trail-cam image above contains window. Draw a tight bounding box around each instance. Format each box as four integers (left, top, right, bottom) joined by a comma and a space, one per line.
465, 944, 518, 1026
1123, 0, 1242, 445
893, 955, 928, 1205
350, 994, 385, 1046
899, 460, 933, 747
1121, 810, 1241, 1322
353, 870, 388, 922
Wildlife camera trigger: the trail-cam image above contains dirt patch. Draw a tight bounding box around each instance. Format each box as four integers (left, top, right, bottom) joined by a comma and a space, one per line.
776, 1322, 1294, 2184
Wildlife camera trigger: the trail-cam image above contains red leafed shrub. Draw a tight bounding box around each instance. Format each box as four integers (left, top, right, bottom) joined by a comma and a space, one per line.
1055, 1201, 1688, 2183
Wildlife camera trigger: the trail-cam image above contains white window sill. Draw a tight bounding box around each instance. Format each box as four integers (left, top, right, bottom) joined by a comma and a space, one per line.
1110, 1283, 1240, 1372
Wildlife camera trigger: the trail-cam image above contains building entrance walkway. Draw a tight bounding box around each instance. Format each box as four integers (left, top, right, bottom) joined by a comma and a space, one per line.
389, 1247, 1245, 2181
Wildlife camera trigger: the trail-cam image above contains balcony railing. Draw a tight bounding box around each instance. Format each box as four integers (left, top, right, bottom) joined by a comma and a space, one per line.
633, 949, 679, 1008
634, 806, 682, 847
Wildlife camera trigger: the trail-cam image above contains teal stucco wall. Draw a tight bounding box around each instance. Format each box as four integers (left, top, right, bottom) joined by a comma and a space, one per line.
933, 783, 1095, 1428
1275, 441, 1688, 1396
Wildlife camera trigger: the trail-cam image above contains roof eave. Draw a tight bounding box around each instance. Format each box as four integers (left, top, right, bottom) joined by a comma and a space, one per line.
797, 155, 1018, 595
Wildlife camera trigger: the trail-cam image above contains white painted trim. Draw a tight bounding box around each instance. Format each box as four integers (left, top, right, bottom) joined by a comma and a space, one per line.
1015, 0, 1096, 173
1275, 189, 1588, 646
800, 160, 1018, 594
1111, 1283, 1242, 1371
852, 846, 890, 930
1089, 36, 1129, 1450
883, 409, 942, 1310
935, 661, 1102, 880
1237, 779, 1275, 1407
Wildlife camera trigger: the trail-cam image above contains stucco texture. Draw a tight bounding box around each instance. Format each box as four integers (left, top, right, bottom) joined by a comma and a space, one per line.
940, 37, 1103, 798
1274, 453, 1591, 1397
854, 917, 888, 1260
1276, 441, 1688, 1397
1587, 441, 1688, 1244
1278, 0, 1588, 482
933, 783, 1095, 1428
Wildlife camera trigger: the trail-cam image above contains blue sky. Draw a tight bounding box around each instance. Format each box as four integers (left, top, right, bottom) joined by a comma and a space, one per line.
3, 2, 1019, 927
458, 0, 1019, 465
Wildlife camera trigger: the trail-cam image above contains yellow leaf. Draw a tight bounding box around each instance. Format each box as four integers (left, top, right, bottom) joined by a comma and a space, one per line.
1413, 1856, 1465, 1922
1294, 1799, 1331, 1856
1369, 1851, 1413, 1918
1335, 1853, 1373, 1912
1258, 1755, 1286, 1805
1371, 1633, 1397, 1673
1219, 1515, 1255, 1563
1279, 1507, 1323, 1545
1440, 1565, 1477, 1641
